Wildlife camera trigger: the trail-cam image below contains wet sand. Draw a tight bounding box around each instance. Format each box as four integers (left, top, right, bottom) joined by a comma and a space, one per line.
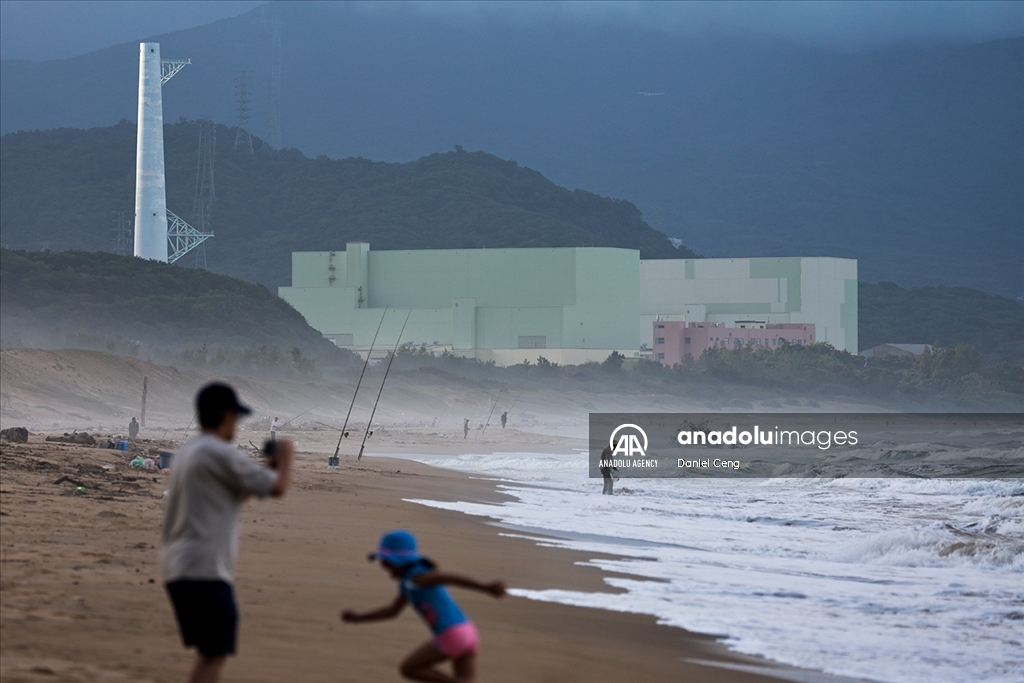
1, 436, 842, 683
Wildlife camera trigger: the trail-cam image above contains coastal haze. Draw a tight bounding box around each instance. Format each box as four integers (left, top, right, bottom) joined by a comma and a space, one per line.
1, 3, 1023, 683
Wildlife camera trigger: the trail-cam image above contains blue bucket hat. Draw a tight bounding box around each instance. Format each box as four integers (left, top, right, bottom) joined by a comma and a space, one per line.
368, 529, 422, 566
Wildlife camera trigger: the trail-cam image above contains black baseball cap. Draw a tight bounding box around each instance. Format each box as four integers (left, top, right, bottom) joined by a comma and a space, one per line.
196, 382, 252, 428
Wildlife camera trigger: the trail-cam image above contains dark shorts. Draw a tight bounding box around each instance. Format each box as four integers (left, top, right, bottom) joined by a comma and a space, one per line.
166, 579, 238, 657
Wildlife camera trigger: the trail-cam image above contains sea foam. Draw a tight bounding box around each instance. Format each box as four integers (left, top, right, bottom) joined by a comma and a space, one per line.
402, 451, 1024, 683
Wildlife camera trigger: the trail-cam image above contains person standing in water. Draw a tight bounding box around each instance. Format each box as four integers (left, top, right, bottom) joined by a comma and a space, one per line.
599, 444, 617, 495
342, 530, 505, 683
500, 412, 507, 429
270, 416, 279, 442
463, 418, 469, 439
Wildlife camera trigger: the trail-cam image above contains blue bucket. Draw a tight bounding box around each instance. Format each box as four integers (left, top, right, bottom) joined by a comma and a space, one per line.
117, 439, 130, 451
159, 452, 173, 469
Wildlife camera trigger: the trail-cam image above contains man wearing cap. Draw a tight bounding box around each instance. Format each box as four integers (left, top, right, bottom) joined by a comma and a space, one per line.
161, 382, 293, 683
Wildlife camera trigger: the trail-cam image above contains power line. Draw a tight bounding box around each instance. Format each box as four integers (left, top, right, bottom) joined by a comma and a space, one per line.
234, 71, 254, 154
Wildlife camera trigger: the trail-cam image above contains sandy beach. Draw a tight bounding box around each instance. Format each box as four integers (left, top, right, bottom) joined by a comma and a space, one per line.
0, 431, 842, 683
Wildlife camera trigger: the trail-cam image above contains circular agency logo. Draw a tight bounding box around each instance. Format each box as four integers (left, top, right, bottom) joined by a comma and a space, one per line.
609, 423, 648, 457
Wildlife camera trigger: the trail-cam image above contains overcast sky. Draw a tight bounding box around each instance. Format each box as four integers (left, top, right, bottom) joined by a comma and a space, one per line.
2, 0, 1022, 61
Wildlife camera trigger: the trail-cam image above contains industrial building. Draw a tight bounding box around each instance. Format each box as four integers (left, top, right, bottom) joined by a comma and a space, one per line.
640, 257, 857, 354
278, 243, 640, 365
279, 243, 858, 364
652, 321, 816, 365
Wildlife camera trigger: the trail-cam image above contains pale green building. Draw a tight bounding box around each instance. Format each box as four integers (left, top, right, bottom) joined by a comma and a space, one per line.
640, 257, 858, 353
278, 242, 641, 364
279, 244, 858, 363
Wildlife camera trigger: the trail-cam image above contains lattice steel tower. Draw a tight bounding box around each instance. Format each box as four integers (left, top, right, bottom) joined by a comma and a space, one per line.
235, 70, 254, 153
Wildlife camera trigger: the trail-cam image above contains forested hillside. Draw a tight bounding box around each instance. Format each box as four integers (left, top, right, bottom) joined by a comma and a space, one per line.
0, 121, 689, 288
0, 248, 354, 375
859, 282, 1024, 366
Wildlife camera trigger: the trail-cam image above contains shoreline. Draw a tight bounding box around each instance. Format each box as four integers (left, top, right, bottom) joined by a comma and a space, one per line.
0, 435, 869, 682
362, 452, 878, 683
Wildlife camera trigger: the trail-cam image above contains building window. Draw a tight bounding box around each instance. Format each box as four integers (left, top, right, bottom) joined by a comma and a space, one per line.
655, 337, 665, 344
735, 338, 744, 345
684, 337, 691, 344
753, 338, 761, 345
656, 353, 665, 360
656, 324, 665, 329
723, 338, 729, 345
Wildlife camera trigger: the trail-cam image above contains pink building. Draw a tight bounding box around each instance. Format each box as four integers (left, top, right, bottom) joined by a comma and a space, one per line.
652, 320, 815, 366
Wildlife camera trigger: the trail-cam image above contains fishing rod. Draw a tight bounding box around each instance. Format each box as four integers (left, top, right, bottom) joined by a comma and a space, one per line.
478, 387, 506, 437
331, 307, 388, 467
433, 399, 451, 427
182, 411, 198, 440
505, 390, 525, 415
494, 390, 525, 432
463, 389, 494, 436
357, 310, 411, 461
282, 404, 320, 427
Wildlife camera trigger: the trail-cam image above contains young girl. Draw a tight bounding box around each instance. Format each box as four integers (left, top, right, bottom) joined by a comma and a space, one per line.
341, 530, 506, 683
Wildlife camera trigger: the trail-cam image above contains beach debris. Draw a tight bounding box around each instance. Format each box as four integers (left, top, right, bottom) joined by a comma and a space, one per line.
53, 475, 87, 488
45, 432, 97, 446
0, 426, 30, 443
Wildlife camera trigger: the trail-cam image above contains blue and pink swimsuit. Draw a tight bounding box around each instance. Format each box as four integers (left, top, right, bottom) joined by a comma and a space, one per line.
401, 563, 480, 657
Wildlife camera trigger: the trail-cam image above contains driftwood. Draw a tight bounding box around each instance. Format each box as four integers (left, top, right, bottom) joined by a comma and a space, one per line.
45, 432, 97, 446
53, 475, 87, 488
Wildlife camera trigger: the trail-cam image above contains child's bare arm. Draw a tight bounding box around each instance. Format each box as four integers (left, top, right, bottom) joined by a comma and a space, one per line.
341, 594, 407, 623
412, 571, 506, 597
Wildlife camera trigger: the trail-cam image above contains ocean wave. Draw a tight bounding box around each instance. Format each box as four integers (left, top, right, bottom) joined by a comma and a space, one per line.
407, 451, 1024, 682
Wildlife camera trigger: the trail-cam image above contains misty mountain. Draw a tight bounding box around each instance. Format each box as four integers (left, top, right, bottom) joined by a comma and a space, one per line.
0, 247, 351, 375
0, 3, 1021, 295
0, 121, 687, 287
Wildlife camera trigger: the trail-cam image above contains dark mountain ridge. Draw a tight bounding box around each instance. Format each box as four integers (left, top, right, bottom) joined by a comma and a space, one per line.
0, 121, 688, 287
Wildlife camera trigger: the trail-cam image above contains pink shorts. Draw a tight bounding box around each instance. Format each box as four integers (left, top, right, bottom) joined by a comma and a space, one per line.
433, 622, 480, 658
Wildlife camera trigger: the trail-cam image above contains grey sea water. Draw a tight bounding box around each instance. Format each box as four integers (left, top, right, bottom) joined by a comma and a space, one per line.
404, 449, 1024, 682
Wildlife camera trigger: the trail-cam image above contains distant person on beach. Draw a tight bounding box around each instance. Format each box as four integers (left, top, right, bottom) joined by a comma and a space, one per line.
463, 418, 469, 439
270, 416, 279, 442
599, 445, 617, 495
342, 530, 505, 683
162, 383, 293, 683
129, 416, 140, 439
500, 412, 507, 429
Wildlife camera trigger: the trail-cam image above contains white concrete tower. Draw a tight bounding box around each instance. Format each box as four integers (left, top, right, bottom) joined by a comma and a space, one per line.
133, 43, 189, 261
134, 43, 168, 261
